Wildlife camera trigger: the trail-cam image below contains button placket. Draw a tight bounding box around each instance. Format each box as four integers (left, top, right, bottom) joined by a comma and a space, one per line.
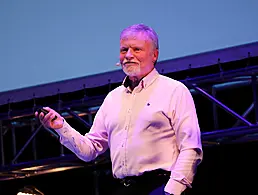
120, 92, 132, 176
123, 92, 136, 175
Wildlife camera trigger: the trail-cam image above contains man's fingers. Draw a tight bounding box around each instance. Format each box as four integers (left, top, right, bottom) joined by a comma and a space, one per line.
48, 112, 57, 121
35, 107, 61, 128
42, 112, 51, 124
43, 107, 51, 112
39, 112, 45, 120
42, 112, 56, 124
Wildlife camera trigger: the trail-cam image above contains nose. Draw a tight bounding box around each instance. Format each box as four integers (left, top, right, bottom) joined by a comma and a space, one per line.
125, 48, 133, 60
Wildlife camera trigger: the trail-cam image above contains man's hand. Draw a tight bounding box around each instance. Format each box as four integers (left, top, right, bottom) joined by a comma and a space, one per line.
35, 107, 64, 129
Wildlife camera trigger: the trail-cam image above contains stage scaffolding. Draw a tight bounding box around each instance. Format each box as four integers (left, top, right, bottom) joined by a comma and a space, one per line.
0, 41, 258, 194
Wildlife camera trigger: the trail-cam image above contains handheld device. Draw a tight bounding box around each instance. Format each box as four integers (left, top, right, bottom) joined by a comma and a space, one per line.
37, 108, 49, 115
36, 108, 57, 121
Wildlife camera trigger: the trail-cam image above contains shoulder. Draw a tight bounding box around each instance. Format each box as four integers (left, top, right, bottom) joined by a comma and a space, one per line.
157, 74, 189, 92
103, 85, 125, 102
97, 85, 124, 113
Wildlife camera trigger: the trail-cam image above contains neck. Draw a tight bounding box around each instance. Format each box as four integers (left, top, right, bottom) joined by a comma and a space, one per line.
128, 76, 141, 90
127, 67, 154, 90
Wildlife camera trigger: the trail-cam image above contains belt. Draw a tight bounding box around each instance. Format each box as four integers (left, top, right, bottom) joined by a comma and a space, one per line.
119, 169, 170, 187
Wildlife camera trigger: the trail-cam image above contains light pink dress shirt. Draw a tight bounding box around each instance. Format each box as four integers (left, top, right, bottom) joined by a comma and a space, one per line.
55, 68, 203, 195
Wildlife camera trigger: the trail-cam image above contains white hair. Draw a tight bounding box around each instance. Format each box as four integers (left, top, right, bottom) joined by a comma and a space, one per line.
120, 23, 159, 50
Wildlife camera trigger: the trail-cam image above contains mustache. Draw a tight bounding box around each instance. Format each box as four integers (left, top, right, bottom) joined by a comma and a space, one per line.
122, 61, 139, 65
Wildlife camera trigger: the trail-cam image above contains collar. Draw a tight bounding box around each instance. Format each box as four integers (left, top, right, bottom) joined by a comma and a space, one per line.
122, 68, 159, 92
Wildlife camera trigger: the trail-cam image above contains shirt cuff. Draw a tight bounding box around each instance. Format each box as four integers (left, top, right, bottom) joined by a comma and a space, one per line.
164, 178, 186, 195
54, 120, 73, 143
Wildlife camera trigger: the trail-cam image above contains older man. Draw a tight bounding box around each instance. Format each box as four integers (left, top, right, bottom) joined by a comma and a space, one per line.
36, 24, 203, 195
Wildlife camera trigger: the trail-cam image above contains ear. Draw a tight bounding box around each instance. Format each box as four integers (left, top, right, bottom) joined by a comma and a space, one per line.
153, 49, 159, 63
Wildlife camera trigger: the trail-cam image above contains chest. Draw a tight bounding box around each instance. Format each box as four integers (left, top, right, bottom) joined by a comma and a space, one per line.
104, 86, 172, 134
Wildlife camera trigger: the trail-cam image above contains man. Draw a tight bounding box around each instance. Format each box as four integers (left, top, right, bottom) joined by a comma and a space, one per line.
36, 24, 203, 195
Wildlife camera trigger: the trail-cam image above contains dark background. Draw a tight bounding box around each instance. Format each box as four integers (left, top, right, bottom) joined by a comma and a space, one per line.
1, 142, 258, 195
1, 56, 258, 195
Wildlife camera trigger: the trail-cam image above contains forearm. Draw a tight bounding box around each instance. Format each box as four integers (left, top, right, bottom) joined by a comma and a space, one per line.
55, 120, 107, 162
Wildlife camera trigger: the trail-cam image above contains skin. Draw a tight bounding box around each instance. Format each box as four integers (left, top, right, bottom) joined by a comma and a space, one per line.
35, 107, 64, 129
35, 28, 171, 195
120, 31, 159, 90
35, 31, 159, 129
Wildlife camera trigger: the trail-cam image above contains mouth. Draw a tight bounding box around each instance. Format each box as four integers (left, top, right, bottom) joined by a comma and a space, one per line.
123, 62, 138, 66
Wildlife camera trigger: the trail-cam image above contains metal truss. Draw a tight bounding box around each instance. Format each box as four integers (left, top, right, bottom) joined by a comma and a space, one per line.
184, 65, 258, 146
0, 61, 258, 182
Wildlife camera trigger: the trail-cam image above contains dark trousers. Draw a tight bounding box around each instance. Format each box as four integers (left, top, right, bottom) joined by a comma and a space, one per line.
110, 170, 170, 195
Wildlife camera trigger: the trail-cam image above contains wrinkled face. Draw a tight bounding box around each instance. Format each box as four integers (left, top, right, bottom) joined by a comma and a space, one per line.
119, 32, 158, 79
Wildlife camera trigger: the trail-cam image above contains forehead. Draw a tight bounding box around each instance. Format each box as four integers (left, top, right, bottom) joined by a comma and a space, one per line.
120, 32, 152, 46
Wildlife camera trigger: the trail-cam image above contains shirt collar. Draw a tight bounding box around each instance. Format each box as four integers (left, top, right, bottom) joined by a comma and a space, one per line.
122, 68, 159, 92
